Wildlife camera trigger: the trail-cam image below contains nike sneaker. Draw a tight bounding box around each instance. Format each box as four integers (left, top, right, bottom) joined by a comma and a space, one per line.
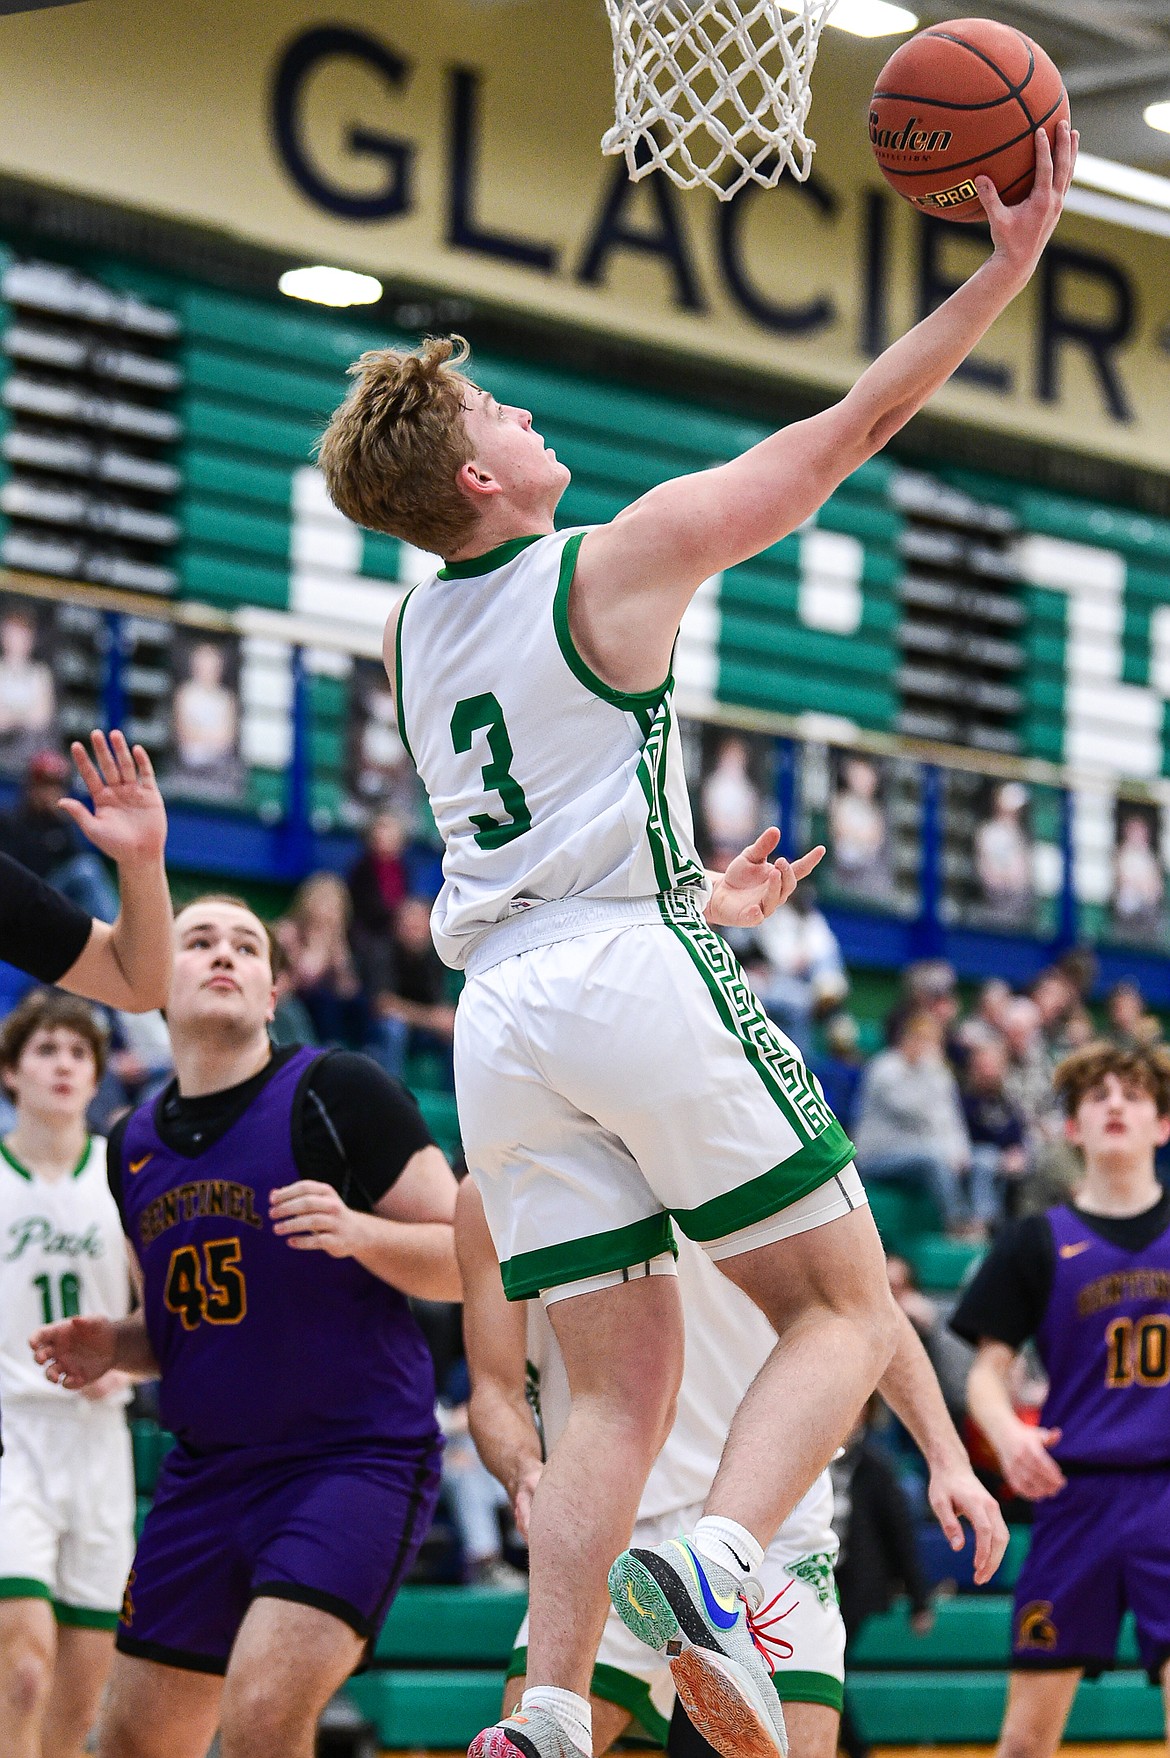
608, 1537, 791, 1758
467, 1708, 590, 1758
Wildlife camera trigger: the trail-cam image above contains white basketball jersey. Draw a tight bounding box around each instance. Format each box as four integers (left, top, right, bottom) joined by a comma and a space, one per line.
527, 1235, 784, 1523
0, 1137, 130, 1405
395, 529, 710, 968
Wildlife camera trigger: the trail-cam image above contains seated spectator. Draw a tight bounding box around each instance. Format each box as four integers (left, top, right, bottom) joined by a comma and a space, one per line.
962, 1035, 1029, 1231
853, 1008, 975, 1237
741, 885, 848, 1058
958, 977, 1012, 1051
1106, 978, 1162, 1050
374, 897, 456, 1083
275, 872, 369, 1050
1030, 965, 1079, 1058
0, 749, 119, 925
886, 959, 964, 1069
812, 1011, 865, 1133
438, 1363, 527, 1589
347, 810, 409, 945
1001, 996, 1081, 1215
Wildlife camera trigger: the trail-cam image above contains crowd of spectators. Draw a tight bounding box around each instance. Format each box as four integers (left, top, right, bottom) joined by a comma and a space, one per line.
733, 899, 1168, 1244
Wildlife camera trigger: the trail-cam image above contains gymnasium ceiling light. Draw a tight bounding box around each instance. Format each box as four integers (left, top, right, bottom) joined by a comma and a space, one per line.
781, 1, 916, 36
1065, 150, 1170, 240
1145, 100, 1170, 136
278, 265, 384, 308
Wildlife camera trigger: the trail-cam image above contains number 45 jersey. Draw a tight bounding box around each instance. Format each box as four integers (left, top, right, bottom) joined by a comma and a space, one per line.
117, 1048, 439, 1452
0, 1135, 130, 1404
395, 529, 711, 970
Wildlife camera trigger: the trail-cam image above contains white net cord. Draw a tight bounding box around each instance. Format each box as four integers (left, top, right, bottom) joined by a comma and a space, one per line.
602, 0, 839, 199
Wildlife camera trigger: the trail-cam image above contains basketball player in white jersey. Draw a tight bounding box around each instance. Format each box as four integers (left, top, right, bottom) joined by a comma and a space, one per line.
0, 991, 134, 1758
319, 121, 1075, 1758
456, 1176, 1006, 1758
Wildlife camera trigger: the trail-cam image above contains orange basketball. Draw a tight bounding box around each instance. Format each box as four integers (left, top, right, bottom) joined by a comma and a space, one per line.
869, 18, 1070, 224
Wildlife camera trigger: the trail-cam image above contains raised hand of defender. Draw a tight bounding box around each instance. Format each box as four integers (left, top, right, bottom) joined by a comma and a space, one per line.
927, 1457, 1010, 1586
977, 118, 1078, 277
705, 827, 825, 929
998, 1420, 1066, 1501
60, 729, 167, 867
30, 1314, 118, 1391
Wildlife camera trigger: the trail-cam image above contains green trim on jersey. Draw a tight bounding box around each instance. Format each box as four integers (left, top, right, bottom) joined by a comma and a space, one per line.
394, 586, 418, 761
506, 1645, 670, 1744
657, 895, 857, 1240
552, 533, 671, 710
0, 1137, 92, 1183
0, 1576, 52, 1602
54, 1600, 120, 1631
774, 1670, 844, 1713
438, 535, 544, 579
500, 1212, 676, 1302
635, 699, 704, 894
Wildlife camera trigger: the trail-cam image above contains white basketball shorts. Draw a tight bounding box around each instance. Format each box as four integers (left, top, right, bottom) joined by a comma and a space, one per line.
507, 1472, 845, 1740
0, 1399, 135, 1625
456, 897, 861, 1300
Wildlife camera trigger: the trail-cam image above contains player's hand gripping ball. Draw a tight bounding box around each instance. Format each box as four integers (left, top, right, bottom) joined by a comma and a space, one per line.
869, 18, 1070, 223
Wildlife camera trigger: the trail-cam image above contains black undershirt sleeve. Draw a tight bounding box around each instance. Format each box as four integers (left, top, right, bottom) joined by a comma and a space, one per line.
106, 1112, 129, 1233
294, 1050, 436, 1211
0, 852, 92, 982
949, 1214, 1056, 1350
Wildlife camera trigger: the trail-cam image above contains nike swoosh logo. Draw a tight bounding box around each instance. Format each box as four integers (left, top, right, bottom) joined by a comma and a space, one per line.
675, 1541, 740, 1631
1060, 1241, 1091, 1258
128, 1156, 153, 1174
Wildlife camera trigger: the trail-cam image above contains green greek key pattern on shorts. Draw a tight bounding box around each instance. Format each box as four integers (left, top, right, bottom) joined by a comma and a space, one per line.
660, 891, 835, 1142
787, 1551, 840, 1611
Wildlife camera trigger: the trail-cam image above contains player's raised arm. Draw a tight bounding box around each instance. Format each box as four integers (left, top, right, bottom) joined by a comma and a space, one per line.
575, 122, 1077, 668
56, 730, 172, 1013
455, 1178, 544, 1538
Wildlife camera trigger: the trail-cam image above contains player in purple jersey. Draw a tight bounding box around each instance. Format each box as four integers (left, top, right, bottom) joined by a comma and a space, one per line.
29, 895, 459, 1758
951, 1041, 1170, 1758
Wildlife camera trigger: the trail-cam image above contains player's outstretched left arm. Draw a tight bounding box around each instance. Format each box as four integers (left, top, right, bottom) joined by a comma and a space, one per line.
574, 123, 1077, 686
880, 1308, 1008, 1586
705, 828, 824, 928
57, 729, 173, 1013
270, 1145, 462, 1301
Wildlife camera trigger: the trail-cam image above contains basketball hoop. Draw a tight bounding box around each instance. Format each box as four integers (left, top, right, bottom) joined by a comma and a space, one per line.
602, 0, 839, 199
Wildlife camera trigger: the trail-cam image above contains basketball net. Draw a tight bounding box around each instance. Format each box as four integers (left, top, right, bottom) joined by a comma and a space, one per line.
602, 0, 839, 199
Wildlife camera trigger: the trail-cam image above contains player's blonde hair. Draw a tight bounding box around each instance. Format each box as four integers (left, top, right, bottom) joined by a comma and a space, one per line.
1054, 1041, 1170, 1119
317, 336, 478, 556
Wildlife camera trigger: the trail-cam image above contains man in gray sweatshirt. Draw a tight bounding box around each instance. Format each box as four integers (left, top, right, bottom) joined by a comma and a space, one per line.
853, 1009, 974, 1237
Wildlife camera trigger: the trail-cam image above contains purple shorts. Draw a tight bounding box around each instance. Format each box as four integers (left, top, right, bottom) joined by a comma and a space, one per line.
117, 1435, 441, 1674
1012, 1469, 1170, 1683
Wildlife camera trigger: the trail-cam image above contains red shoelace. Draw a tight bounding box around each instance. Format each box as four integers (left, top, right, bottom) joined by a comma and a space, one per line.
744, 1581, 796, 1672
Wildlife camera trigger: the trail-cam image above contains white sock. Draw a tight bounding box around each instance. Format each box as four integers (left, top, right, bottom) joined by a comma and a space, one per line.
691, 1515, 765, 1588
520, 1685, 593, 1753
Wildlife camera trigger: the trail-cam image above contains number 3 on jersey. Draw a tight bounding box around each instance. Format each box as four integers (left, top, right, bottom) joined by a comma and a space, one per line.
451, 693, 531, 849
164, 1239, 246, 1330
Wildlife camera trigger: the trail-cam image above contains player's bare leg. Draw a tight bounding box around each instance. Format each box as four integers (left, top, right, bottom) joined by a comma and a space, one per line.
525, 1275, 684, 1699
40, 1625, 116, 1758
992, 1669, 1081, 1758
0, 1600, 55, 1758
502, 1675, 632, 1754
708, 1206, 899, 1536
218, 1597, 365, 1758
780, 1702, 839, 1758
95, 1653, 221, 1758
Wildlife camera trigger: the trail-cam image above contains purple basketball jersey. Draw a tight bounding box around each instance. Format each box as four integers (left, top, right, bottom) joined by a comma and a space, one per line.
119, 1049, 439, 1452
1034, 1203, 1170, 1469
